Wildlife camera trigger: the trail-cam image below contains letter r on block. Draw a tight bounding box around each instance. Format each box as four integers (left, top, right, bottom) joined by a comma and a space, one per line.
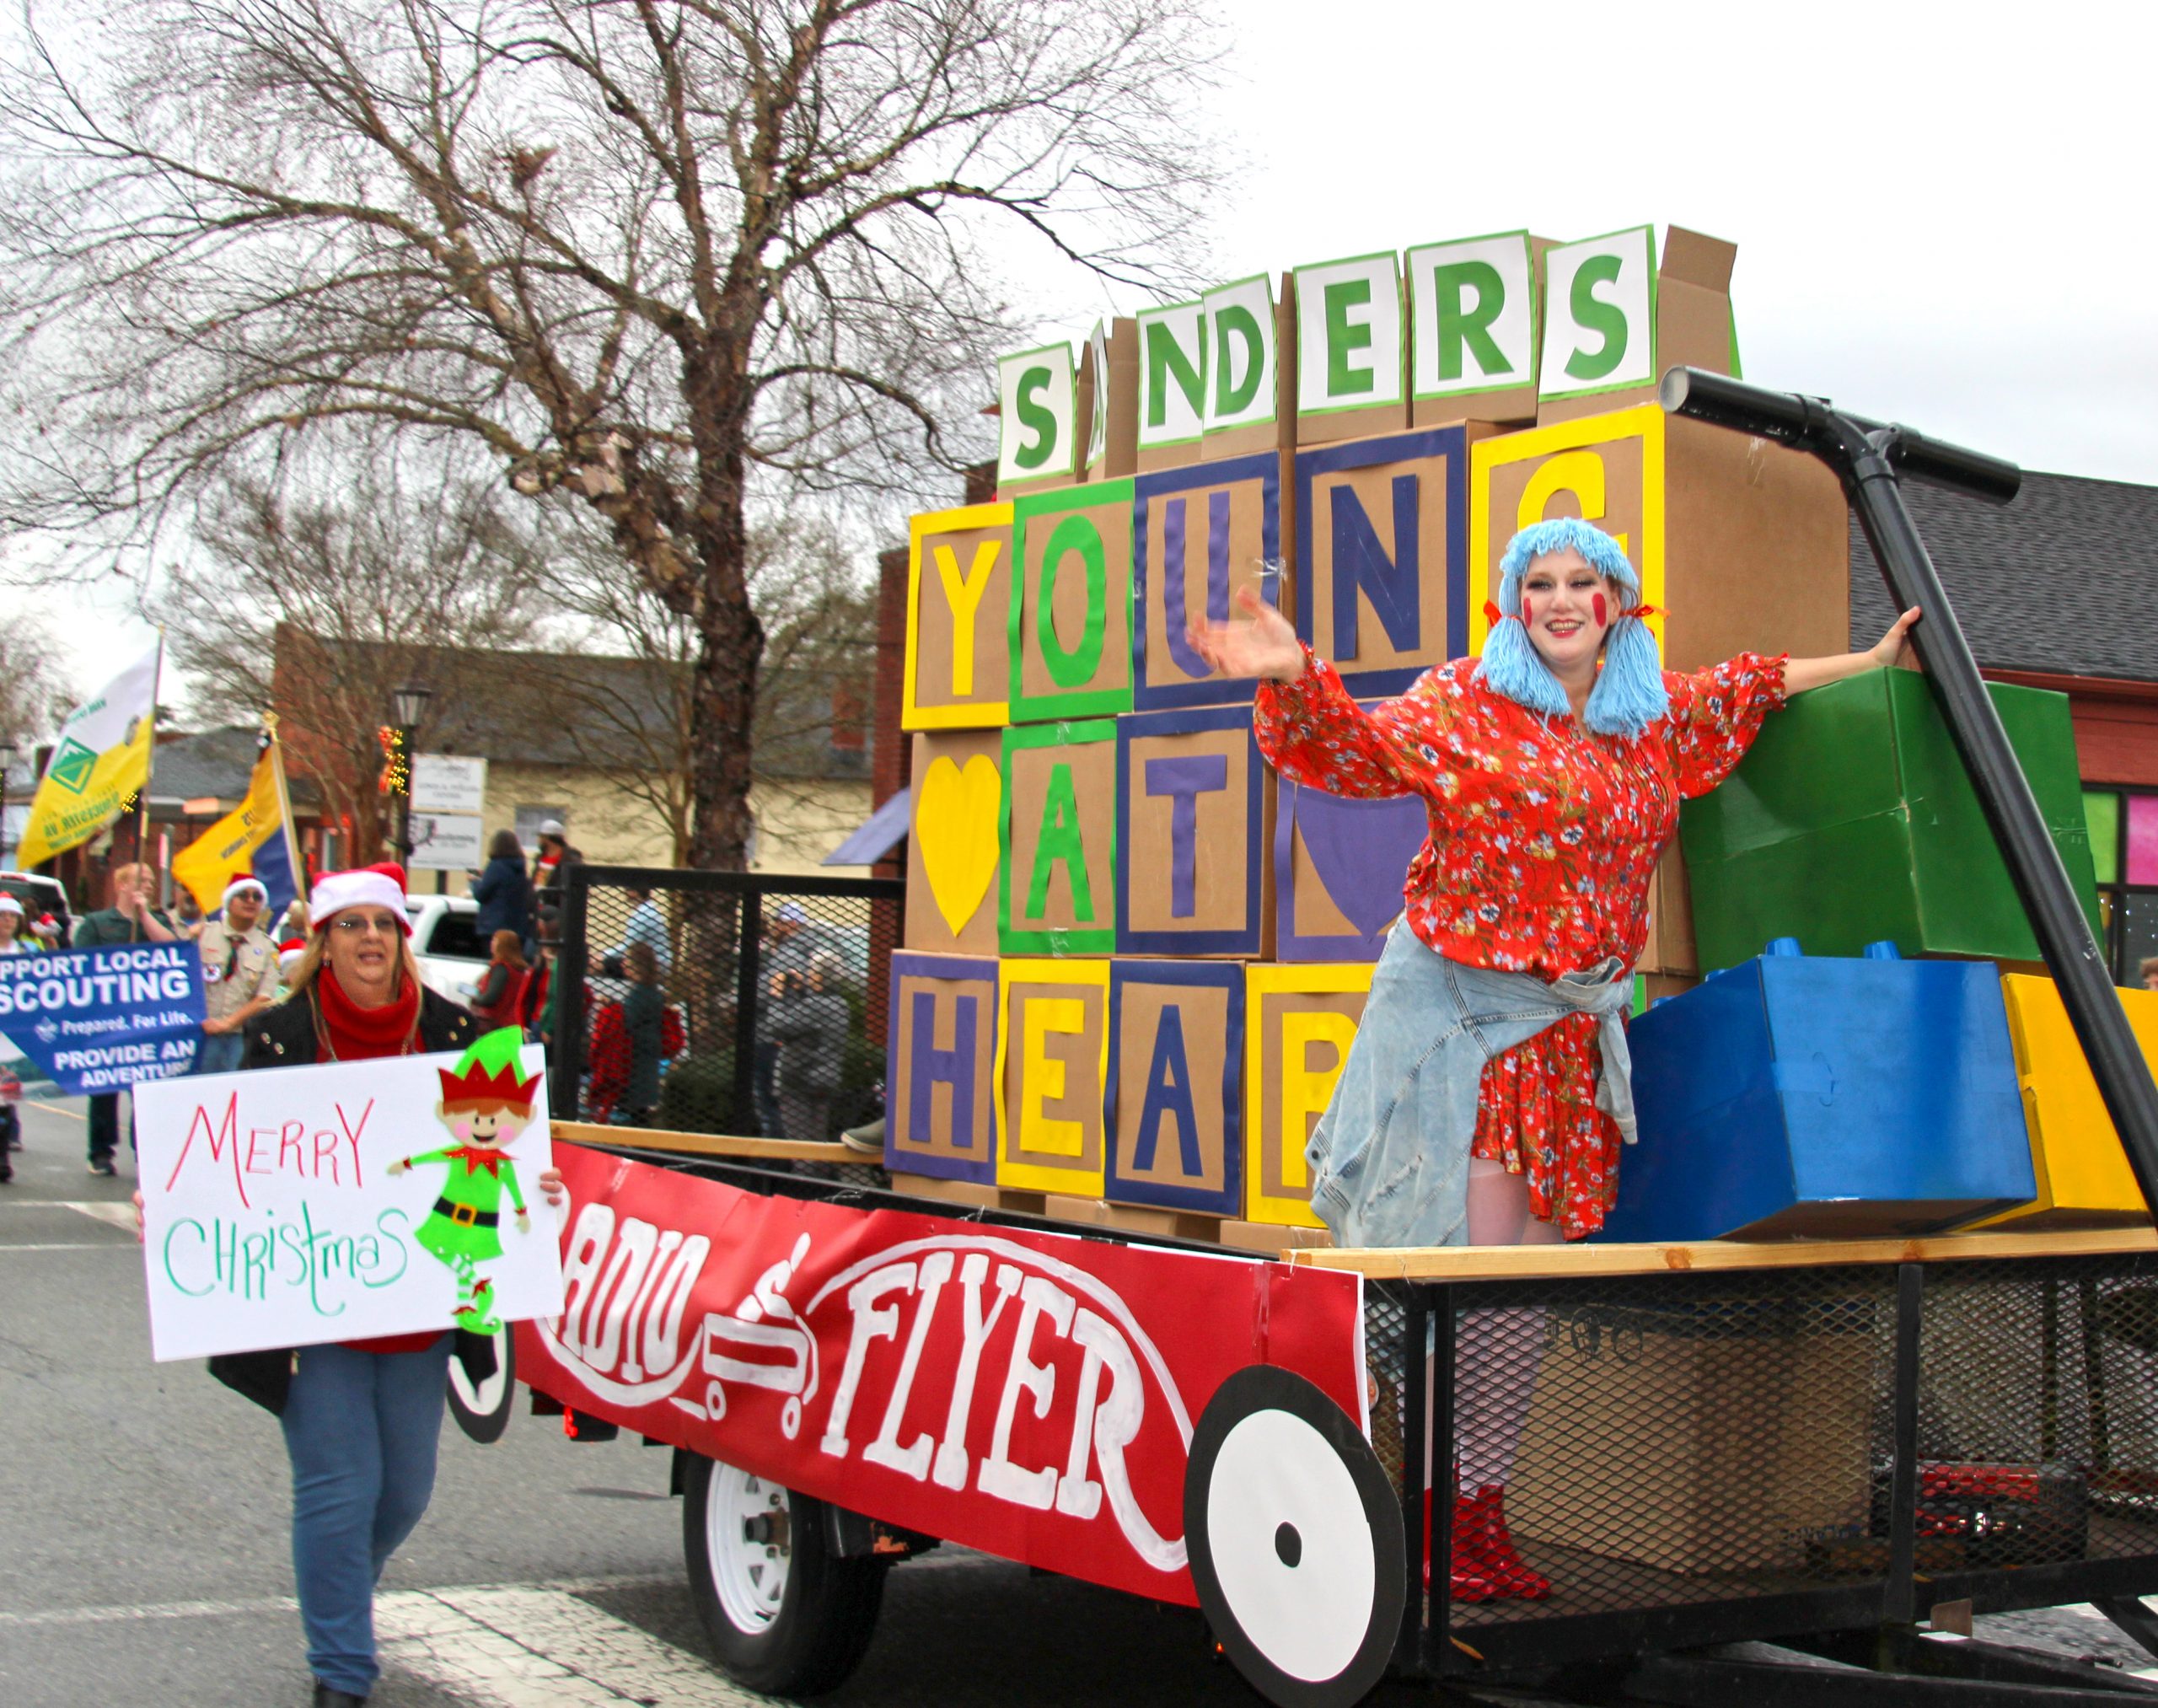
1279, 1011, 1356, 1190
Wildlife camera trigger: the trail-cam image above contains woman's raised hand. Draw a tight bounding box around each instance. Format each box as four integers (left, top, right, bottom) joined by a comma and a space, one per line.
1871, 606, 1922, 669
1184, 585, 1305, 685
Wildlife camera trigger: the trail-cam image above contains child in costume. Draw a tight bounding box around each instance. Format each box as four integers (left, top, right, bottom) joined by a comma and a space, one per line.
389, 1025, 542, 1333
1188, 516, 1920, 1603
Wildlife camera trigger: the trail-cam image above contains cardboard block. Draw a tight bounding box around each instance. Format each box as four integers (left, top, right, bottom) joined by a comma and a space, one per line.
1469, 406, 1850, 675
904, 502, 1013, 730
1010, 481, 1135, 723
905, 729, 1004, 955
1535, 226, 1738, 425
1273, 779, 1426, 962
1967, 975, 2157, 1230
1405, 230, 1543, 427
1084, 318, 1139, 482
1116, 706, 1269, 957
1000, 719, 1118, 955
1291, 255, 1408, 443
1107, 959, 1245, 1215
1599, 946, 2036, 1243
1680, 670, 2102, 969
1135, 298, 1206, 471
1214, 1220, 1335, 1255
1244, 963, 1373, 1227
1639, 842, 1698, 977
1201, 272, 1292, 458
1131, 452, 1285, 710
885, 952, 1001, 1183
996, 958, 1111, 1195
891, 1172, 1002, 1210
1631, 970, 1700, 1016
1042, 1194, 1222, 1242
1294, 425, 1475, 696
996, 342, 1078, 496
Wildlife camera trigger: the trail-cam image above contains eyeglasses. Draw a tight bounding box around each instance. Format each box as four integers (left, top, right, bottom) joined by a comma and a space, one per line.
331, 914, 403, 937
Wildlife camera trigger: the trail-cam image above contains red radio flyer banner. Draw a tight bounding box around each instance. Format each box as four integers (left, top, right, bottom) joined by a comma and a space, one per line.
516, 1145, 1366, 1603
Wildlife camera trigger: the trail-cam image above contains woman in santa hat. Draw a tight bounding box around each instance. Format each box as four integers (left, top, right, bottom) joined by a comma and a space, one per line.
234, 862, 564, 1708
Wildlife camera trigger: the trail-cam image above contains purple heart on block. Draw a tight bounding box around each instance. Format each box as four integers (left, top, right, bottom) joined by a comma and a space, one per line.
1294, 788, 1429, 937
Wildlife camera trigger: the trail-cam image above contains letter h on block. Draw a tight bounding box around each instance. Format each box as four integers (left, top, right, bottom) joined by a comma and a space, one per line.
996, 959, 1111, 1196
884, 953, 999, 1182
1130, 452, 1283, 710
1116, 705, 1267, 958
1293, 425, 1472, 697
1244, 963, 1373, 1228
1106, 960, 1244, 1217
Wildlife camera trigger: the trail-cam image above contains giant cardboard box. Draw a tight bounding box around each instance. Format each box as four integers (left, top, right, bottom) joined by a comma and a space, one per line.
905, 729, 1003, 956
1001, 718, 1117, 956
1244, 963, 1373, 1228
903, 503, 1012, 730
1535, 225, 1738, 426
1010, 481, 1135, 723
1131, 450, 1286, 711
1117, 705, 1270, 958
1272, 780, 1425, 962
996, 958, 1110, 1196
1679, 671, 2102, 969
1106, 959, 1245, 1216
885, 951, 1000, 1183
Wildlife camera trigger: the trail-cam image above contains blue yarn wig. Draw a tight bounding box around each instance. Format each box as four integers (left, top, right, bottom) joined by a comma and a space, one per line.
1473, 517, 1669, 739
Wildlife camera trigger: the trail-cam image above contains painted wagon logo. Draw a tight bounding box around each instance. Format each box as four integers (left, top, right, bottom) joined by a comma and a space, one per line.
534, 1203, 1192, 1573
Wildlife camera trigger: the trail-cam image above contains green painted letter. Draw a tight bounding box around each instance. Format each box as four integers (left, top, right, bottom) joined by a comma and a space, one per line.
1564, 255, 1629, 382
1431, 260, 1509, 382
1012, 368, 1057, 470
1027, 762, 1096, 923
1323, 279, 1375, 397
1037, 515, 1108, 689
1144, 322, 1205, 430
1212, 304, 1264, 416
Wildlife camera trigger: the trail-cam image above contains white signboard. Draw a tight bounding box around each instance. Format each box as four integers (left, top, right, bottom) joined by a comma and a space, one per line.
1538, 224, 1656, 400
410, 753, 488, 814
408, 811, 486, 872
136, 1045, 563, 1360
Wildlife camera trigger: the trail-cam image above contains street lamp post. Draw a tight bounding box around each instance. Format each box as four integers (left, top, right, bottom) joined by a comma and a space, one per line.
389, 684, 432, 866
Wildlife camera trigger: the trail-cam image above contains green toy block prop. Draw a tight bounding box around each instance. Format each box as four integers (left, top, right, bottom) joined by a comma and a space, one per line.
1000, 718, 1119, 955
1681, 670, 2100, 970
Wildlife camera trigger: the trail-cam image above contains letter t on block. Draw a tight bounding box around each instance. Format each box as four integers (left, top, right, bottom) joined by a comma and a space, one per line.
1144, 753, 1227, 919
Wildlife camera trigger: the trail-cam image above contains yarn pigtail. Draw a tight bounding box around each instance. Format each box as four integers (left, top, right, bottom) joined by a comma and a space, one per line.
1582, 610, 1670, 739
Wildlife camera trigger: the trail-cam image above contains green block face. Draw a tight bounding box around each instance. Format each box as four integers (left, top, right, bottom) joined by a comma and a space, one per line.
1008, 481, 1136, 723
1682, 671, 2101, 969
999, 719, 1119, 955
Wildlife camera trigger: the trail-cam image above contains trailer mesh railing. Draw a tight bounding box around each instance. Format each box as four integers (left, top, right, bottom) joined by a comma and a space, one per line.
549, 865, 903, 1147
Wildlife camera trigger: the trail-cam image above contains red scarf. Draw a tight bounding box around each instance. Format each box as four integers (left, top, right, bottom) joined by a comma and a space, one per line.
314, 964, 421, 1060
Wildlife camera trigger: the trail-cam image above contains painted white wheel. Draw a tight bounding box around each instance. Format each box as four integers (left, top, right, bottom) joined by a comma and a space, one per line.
446, 1327, 513, 1444
706, 1463, 793, 1634
1184, 1367, 1405, 1708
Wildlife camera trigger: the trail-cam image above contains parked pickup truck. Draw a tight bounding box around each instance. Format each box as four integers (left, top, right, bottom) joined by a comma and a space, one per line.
404, 894, 491, 1005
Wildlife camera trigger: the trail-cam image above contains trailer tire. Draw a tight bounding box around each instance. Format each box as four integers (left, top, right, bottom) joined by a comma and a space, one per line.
446, 1325, 514, 1445
682, 1453, 885, 1695
1184, 1366, 1405, 1708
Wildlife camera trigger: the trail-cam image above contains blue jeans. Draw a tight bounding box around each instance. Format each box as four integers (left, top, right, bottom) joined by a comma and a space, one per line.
281, 1336, 453, 1696
1307, 928, 1636, 1249
195, 1031, 246, 1076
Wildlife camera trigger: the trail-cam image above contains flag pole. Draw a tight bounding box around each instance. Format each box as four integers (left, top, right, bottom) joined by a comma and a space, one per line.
132, 631, 165, 934
265, 710, 306, 912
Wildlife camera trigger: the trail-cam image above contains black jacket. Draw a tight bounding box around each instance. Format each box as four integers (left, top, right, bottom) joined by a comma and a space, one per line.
209, 982, 486, 1415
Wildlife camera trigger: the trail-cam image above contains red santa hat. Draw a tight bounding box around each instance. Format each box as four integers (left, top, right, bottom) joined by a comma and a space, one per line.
276, 936, 308, 971
223, 873, 269, 910
308, 862, 411, 933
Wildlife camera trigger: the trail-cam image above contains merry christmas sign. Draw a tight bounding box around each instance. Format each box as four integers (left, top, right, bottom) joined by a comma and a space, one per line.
135, 1030, 563, 1360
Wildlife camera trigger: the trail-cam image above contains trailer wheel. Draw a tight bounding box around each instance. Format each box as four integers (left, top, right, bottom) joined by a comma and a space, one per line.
1184, 1366, 1405, 1708
682, 1453, 886, 1695
446, 1325, 514, 1445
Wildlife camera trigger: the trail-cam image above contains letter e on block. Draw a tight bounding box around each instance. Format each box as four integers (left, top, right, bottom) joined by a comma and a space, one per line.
886, 953, 1000, 1182
1293, 424, 1474, 696
1244, 963, 1372, 1227
996, 960, 1110, 1195
905, 504, 1014, 729
1106, 959, 1243, 1215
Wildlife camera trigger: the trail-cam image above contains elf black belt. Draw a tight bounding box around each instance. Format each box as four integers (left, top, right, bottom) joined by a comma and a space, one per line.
433, 1198, 497, 1229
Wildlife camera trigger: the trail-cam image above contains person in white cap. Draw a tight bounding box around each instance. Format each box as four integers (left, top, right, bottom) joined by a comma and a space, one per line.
529, 819, 582, 911
194, 873, 281, 1076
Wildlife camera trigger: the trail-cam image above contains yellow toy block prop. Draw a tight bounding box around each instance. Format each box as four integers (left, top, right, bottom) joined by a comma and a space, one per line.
904, 729, 1003, 955
994, 959, 1111, 1195
1969, 976, 2158, 1230
904, 502, 1013, 729
1243, 962, 1374, 1227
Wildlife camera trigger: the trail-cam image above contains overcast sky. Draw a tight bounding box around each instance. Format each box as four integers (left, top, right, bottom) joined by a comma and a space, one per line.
50, 0, 2157, 713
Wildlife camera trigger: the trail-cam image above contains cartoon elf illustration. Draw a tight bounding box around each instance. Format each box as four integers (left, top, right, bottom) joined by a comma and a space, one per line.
387, 1026, 543, 1332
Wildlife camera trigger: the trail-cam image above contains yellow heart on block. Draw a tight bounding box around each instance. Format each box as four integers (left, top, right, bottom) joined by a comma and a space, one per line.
917, 755, 1001, 936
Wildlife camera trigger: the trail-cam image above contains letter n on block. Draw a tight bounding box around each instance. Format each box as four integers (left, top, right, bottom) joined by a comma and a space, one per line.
1107, 960, 1243, 1216
905, 503, 1012, 729
1116, 705, 1267, 957
1001, 719, 1117, 955
996, 959, 1109, 1195
1010, 481, 1135, 722
905, 730, 1002, 956
1274, 779, 1429, 962
1293, 426, 1473, 696
885, 953, 999, 1182
1131, 453, 1282, 709
1245, 963, 1373, 1227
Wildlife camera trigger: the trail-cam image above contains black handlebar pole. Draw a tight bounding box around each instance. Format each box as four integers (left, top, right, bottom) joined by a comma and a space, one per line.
1661, 366, 2158, 1218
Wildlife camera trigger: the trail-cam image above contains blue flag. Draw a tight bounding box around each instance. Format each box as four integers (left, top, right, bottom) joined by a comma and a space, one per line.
0, 943, 205, 1094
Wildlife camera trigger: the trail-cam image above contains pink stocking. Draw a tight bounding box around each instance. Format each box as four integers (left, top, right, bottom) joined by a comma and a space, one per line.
1456, 1159, 1557, 1490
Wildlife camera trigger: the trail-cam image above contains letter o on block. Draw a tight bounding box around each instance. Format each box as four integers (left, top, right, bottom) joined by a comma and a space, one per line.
1011, 483, 1135, 723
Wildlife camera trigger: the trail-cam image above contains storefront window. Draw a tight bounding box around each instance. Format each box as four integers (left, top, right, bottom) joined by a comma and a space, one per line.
2086, 787, 2158, 986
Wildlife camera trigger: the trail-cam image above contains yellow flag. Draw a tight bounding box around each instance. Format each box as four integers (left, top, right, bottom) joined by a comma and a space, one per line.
172, 734, 296, 916
18, 645, 159, 869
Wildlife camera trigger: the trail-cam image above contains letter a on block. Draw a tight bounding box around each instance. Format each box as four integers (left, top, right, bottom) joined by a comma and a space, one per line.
1001, 719, 1118, 955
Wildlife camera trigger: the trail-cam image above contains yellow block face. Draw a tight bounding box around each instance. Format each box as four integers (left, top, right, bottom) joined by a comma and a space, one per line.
1978, 975, 2157, 1227
904, 502, 1014, 729
1243, 962, 1373, 1227
994, 959, 1111, 1195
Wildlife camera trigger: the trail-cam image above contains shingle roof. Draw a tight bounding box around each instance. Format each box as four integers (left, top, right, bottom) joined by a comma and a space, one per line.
1849, 470, 2158, 683
147, 725, 322, 808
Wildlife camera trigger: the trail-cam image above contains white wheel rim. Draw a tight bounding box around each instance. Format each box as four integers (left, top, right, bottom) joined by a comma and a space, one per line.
448, 1329, 509, 1418
706, 1462, 792, 1633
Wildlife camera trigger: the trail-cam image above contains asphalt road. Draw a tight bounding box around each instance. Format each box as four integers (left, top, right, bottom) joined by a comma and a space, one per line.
7, 1093, 2156, 1708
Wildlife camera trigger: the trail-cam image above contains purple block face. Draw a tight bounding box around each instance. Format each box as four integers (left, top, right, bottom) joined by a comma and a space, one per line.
1274, 783, 1429, 961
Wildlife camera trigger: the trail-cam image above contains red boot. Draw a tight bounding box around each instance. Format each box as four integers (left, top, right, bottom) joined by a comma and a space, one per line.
1428, 1485, 1552, 1602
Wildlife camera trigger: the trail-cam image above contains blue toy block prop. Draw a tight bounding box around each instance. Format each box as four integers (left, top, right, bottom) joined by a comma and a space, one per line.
884, 951, 999, 1183
1274, 778, 1428, 961
1131, 453, 1283, 711
1598, 943, 2037, 1243
1106, 959, 1245, 1215
1116, 703, 1267, 956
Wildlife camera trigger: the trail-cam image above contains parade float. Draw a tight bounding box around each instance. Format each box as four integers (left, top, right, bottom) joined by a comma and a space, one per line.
507, 225, 2158, 1706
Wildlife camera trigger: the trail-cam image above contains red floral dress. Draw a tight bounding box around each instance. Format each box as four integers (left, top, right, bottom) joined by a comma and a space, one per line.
1254, 648, 1788, 1238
